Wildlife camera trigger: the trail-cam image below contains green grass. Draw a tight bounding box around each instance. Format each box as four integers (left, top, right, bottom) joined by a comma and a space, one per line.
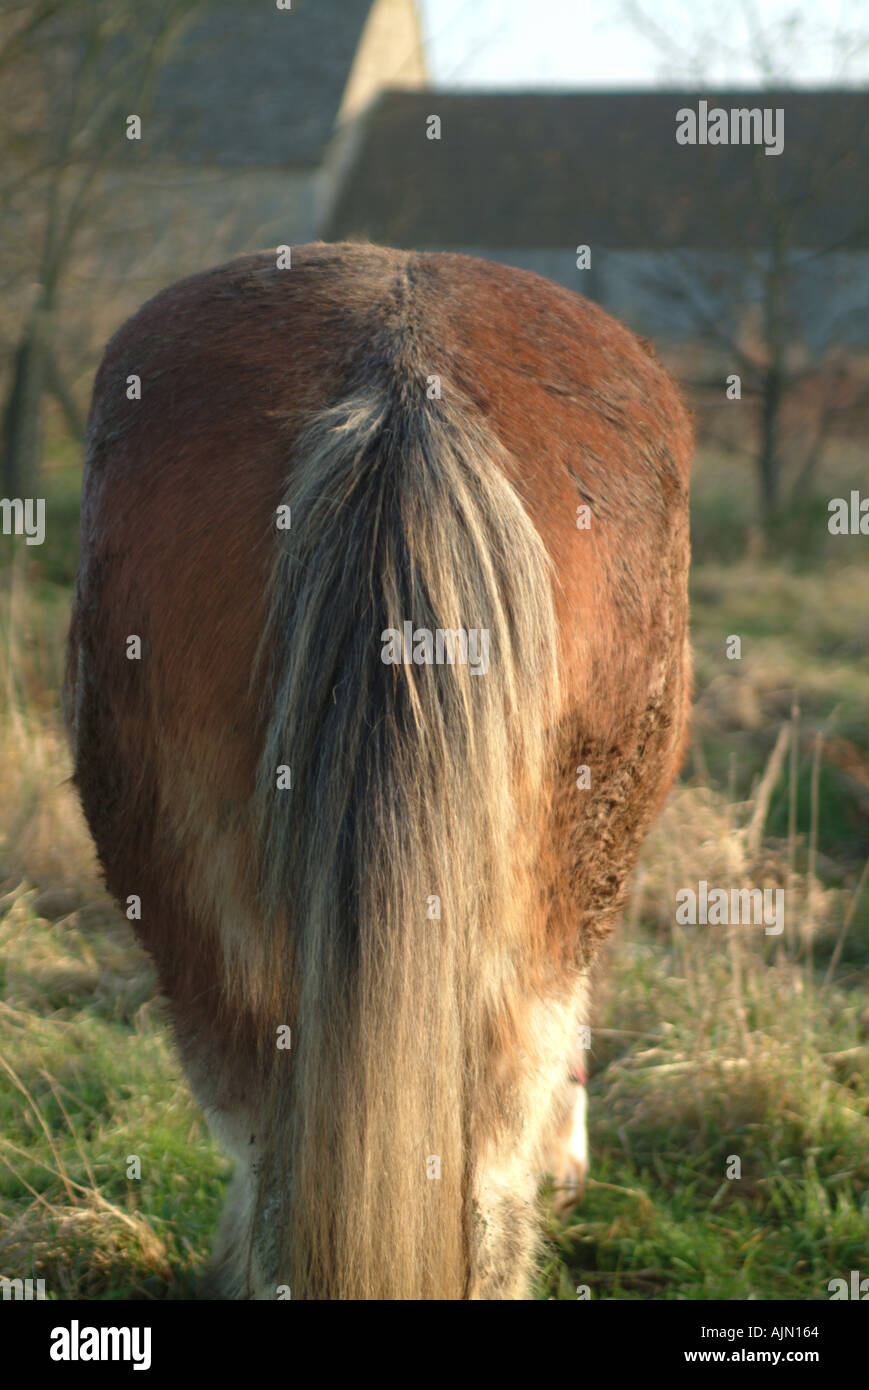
0, 894, 229, 1299
538, 933, 869, 1299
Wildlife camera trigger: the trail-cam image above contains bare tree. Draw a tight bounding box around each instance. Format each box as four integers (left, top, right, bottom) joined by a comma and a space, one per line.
622, 0, 869, 530
0, 0, 213, 497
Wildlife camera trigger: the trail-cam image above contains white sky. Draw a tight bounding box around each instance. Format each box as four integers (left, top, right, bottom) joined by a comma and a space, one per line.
417, 0, 869, 88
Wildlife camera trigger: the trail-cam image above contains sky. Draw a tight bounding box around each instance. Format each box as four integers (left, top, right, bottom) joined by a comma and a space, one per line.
417, 0, 869, 88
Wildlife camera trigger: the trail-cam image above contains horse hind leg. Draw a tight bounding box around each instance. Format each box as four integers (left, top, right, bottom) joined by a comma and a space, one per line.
202, 1165, 256, 1299
468, 986, 588, 1298
547, 1076, 589, 1211
178, 1040, 267, 1299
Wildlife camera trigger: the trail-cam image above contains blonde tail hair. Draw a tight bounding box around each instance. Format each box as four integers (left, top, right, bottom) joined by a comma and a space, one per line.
252, 384, 560, 1298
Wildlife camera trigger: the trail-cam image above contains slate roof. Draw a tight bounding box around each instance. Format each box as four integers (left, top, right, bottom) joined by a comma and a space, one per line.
324, 89, 869, 250
151, 0, 374, 166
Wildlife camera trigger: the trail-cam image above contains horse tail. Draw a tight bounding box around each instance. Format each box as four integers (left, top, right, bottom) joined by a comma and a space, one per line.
253, 383, 560, 1299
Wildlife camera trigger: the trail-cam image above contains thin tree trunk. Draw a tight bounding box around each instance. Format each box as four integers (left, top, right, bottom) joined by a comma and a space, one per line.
1, 311, 49, 497
757, 211, 787, 528
759, 362, 783, 525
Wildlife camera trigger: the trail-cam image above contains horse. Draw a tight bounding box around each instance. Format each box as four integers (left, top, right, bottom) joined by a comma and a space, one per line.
64, 241, 692, 1299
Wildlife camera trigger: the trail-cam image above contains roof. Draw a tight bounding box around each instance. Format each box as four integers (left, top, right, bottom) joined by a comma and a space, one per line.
324, 89, 869, 249
152, 0, 374, 166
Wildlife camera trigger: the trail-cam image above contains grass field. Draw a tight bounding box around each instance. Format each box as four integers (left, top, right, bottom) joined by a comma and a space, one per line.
1, 425, 867, 1299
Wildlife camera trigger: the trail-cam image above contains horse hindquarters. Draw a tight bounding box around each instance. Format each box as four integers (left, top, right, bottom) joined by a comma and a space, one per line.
66, 242, 691, 1299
